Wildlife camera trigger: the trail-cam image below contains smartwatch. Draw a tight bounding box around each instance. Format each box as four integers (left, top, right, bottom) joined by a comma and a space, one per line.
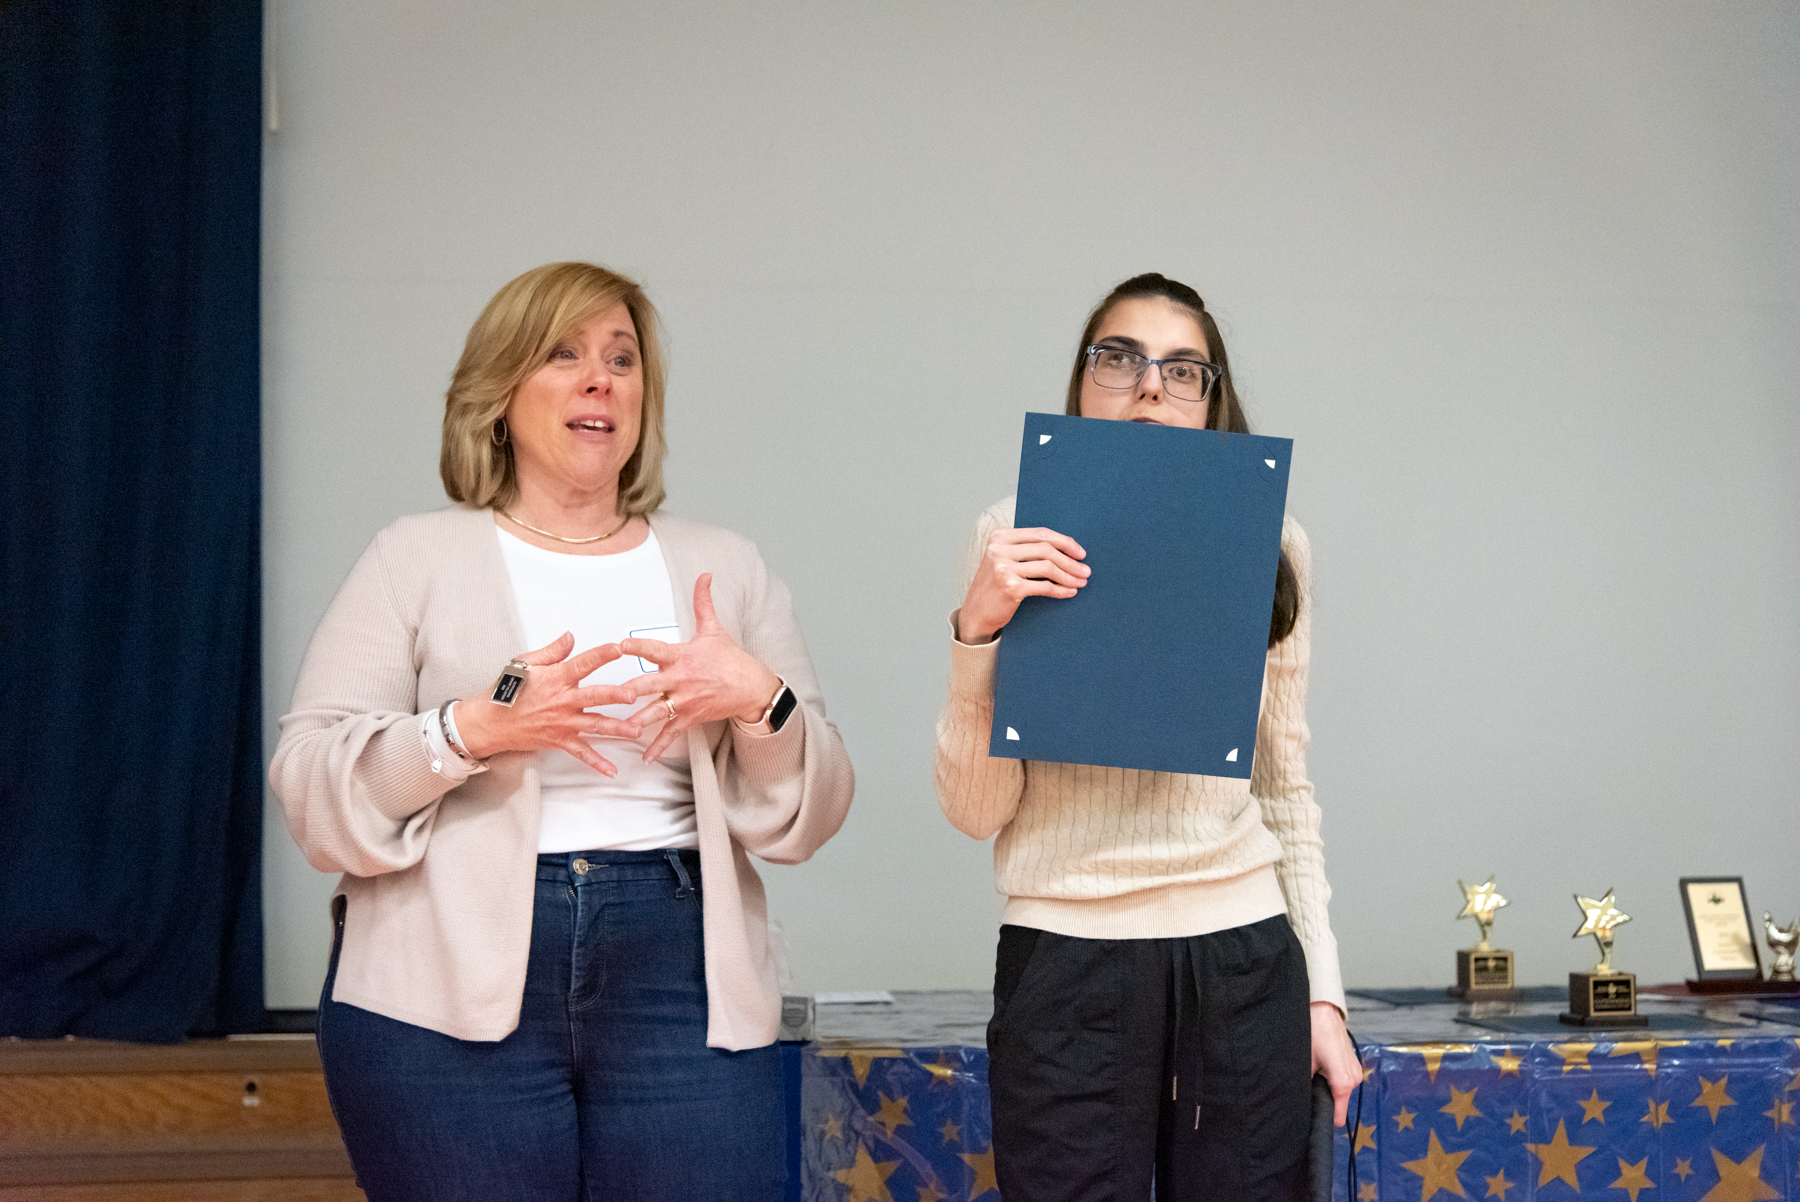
767, 685, 798, 733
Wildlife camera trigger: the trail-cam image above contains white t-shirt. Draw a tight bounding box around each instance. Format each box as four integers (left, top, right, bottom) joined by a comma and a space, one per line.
495, 526, 698, 852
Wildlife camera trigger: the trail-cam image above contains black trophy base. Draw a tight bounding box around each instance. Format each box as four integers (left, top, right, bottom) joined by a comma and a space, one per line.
1448, 947, 1519, 1000
1562, 970, 1646, 1027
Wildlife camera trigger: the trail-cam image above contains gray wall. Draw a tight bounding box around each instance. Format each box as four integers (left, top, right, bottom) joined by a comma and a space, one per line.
262, 1, 1800, 1008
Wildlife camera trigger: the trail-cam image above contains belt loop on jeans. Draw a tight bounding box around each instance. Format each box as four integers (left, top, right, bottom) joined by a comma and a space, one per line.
664, 849, 695, 899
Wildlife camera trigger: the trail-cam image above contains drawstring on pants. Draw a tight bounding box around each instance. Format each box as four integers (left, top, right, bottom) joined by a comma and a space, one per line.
1169, 940, 1204, 1130
664, 850, 695, 899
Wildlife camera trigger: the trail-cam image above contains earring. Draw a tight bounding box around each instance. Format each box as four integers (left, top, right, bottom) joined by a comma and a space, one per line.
491, 418, 509, 447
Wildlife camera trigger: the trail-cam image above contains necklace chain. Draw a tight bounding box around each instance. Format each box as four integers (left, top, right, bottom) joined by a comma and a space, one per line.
498, 508, 632, 545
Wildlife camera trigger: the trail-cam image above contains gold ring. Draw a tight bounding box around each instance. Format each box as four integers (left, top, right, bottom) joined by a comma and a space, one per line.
662, 697, 678, 723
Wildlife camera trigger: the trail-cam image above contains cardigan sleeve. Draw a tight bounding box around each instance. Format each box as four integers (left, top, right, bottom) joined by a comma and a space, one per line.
711, 544, 855, 865
1250, 518, 1346, 1012
934, 502, 1026, 840
269, 527, 457, 878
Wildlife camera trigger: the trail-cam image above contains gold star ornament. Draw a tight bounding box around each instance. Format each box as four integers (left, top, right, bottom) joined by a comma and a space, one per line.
1457, 876, 1509, 949
1572, 888, 1632, 972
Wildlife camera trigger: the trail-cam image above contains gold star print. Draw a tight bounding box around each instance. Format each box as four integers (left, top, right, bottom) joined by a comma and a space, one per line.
1610, 1156, 1654, 1202
960, 1145, 1000, 1200
1491, 1048, 1523, 1077
1389, 1043, 1475, 1083
1578, 1088, 1611, 1123
1550, 1041, 1596, 1073
1359, 1183, 1379, 1201
1610, 1038, 1685, 1077
915, 1183, 948, 1202
1764, 1098, 1794, 1127
1353, 1121, 1378, 1154
1673, 1158, 1695, 1181
1484, 1168, 1514, 1199
1395, 1106, 1417, 1131
1698, 1144, 1779, 1202
922, 1051, 963, 1087
1401, 1129, 1472, 1201
830, 1145, 900, 1202
1365, 1064, 1377, 1082
1693, 1075, 1736, 1123
1642, 1098, 1674, 1130
871, 1092, 912, 1138
1506, 1109, 1528, 1135
1716, 1039, 1735, 1049
817, 1046, 907, 1090
938, 1118, 961, 1144
820, 1114, 845, 1141
1787, 1066, 1800, 1093
1524, 1118, 1596, 1190
1442, 1085, 1483, 1130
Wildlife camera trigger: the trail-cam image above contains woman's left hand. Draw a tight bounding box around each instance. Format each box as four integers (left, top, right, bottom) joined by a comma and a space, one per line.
620, 573, 782, 764
1311, 1000, 1361, 1127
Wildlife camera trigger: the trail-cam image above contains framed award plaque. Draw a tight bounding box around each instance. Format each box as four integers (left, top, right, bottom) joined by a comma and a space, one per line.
1679, 876, 1762, 982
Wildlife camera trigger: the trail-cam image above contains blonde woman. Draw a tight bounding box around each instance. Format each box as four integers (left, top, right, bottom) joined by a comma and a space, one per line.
273, 262, 853, 1201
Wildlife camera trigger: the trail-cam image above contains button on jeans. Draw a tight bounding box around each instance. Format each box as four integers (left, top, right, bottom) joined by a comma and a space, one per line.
317, 849, 785, 1201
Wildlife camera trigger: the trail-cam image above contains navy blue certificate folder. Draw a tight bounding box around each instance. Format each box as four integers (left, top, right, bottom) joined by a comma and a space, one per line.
989, 413, 1293, 778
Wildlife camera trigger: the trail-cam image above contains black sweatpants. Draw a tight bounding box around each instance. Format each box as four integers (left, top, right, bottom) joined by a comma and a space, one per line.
987, 915, 1313, 1202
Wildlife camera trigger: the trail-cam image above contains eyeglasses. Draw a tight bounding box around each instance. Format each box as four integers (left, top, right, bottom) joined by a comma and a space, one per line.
1085, 344, 1220, 404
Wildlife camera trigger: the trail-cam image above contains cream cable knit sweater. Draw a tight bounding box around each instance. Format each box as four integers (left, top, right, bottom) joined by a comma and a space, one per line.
935, 497, 1345, 1011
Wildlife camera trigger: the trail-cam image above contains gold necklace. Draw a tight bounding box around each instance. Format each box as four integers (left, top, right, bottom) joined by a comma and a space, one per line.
498, 508, 632, 545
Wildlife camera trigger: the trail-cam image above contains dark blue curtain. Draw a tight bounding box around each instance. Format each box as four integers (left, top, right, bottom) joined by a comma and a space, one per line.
0, 0, 265, 1041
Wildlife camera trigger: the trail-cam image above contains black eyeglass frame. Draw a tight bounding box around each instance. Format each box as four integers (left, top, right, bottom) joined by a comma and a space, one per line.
1084, 343, 1221, 404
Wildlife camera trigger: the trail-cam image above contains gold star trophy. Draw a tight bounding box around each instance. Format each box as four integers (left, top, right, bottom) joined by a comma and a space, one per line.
1561, 888, 1648, 1027
1448, 876, 1520, 1000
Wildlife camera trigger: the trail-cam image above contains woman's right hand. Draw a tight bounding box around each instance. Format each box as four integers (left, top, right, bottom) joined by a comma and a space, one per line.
451, 632, 644, 778
955, 527, 1090, 645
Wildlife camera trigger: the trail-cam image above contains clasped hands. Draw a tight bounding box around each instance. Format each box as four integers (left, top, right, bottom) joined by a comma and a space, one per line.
452, 573, 779, 776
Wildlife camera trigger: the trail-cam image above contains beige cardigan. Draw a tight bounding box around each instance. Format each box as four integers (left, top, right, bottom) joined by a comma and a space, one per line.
271, 504, 854, 1048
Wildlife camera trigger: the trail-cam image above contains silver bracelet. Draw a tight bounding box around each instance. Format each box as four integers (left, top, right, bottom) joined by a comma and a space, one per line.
438, 701, 482, 767
420, 715, 447, 775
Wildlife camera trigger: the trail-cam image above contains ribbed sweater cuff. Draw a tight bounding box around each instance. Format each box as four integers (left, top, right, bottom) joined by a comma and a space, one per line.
1301, 934, 1347, 1015
947, 609, 998, 700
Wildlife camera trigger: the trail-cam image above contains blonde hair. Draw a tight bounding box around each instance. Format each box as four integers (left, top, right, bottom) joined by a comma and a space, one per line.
440, 262, 667, 515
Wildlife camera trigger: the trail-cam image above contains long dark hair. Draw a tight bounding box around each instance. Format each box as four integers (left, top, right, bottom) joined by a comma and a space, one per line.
1066, 273, 1300, 647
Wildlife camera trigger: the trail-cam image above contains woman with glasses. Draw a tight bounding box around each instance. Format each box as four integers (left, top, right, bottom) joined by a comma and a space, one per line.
935, 273, 1359, 1199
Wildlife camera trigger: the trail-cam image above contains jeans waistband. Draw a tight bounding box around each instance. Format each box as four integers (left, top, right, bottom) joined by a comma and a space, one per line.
535, 847, 701, 890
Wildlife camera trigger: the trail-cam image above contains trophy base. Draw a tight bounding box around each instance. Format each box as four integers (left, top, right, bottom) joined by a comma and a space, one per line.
1683, 977, 1800, 995
1563, 970, 1642, 1026
1449, 948, 1516, 999
1558, 1011, 1649, 1028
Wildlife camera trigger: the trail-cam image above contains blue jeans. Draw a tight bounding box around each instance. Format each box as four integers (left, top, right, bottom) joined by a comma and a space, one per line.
317, 849, 786, 1202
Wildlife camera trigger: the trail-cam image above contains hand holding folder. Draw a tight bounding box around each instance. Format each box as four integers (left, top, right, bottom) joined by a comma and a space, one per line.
990, 412, 1293, 778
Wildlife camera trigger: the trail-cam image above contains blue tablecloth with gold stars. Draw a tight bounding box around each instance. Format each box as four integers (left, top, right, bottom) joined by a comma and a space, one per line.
797, 991, 1800, 1201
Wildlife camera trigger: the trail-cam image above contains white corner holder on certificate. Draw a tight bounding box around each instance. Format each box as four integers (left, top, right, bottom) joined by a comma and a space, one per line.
1678, 876, 1763, 993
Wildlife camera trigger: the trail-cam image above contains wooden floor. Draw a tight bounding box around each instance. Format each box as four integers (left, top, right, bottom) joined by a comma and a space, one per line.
0, 1035, 364, 1201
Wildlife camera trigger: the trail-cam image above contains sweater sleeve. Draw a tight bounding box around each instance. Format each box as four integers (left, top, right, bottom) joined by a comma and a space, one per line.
934, 504, 1026, 840
1250, 519, 1346, 1013
713, 545, 855, 865
269, 528, 456, 878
